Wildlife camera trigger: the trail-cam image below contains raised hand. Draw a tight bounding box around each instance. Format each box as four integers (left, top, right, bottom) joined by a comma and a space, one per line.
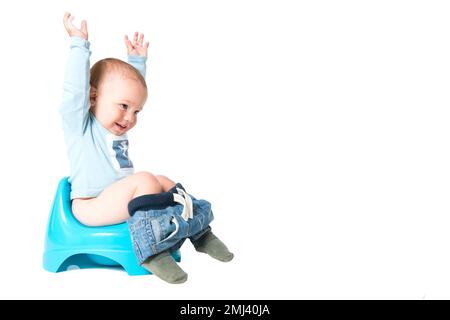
125, 32, 149, 57
63, 12, 88, 40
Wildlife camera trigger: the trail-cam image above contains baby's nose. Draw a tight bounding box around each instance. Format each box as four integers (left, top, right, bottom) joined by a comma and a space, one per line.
124, 112, 133, 122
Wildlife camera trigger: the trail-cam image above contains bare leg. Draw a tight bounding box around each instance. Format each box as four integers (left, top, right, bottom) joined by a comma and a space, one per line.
72, 171, 167, 226
72, 171, 189, 283
155, 174, 176, 192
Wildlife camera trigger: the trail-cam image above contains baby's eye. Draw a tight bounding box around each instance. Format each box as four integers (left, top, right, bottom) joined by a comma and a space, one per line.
134, 110, 140, 115
120, 104, 128, 110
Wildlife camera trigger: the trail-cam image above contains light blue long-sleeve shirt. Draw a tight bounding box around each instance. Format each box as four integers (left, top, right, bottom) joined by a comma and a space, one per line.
60, 36, 147, 199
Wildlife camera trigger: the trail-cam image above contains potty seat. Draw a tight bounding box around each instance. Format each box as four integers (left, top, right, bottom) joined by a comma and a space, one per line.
43, 177, 181, 275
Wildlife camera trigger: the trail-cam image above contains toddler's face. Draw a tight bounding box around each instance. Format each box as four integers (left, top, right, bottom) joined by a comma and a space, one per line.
91, 71, 147, 136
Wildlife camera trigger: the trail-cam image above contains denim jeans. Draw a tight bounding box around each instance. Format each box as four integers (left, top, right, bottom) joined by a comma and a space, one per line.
127, 184, 214, 264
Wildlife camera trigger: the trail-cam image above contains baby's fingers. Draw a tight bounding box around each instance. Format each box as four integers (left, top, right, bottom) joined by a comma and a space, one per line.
68, 16, 78, 30
80, 20, 88, 34
124, 35, 134, 51
63, 12, 71, 23
63, 12, 73, 29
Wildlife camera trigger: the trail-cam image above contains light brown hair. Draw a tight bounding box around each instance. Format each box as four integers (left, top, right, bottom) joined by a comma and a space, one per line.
90, 58, 147, 91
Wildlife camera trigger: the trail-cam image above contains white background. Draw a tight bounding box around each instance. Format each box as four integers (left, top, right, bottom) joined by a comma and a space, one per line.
0, 0, 449, 299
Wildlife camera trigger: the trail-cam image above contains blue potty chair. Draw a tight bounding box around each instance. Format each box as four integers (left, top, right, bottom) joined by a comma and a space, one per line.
43, 177, 181, 275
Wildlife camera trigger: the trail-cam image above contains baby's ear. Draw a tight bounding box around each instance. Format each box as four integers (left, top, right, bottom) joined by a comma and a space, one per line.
89, 87, 97, 106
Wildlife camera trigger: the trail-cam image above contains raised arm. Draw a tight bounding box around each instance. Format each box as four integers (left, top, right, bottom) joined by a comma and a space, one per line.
59, 12, 91, 136
125, 32, 149, 78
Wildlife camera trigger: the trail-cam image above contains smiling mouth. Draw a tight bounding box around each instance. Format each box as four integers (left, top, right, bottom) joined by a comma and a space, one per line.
115, 122, 127, 130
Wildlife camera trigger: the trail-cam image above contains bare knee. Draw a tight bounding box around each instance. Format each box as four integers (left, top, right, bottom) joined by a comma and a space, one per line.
155, 174, 176, 192
133, 171, 163, 195
155, 174, 169, 184
135, 171, 157, 181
